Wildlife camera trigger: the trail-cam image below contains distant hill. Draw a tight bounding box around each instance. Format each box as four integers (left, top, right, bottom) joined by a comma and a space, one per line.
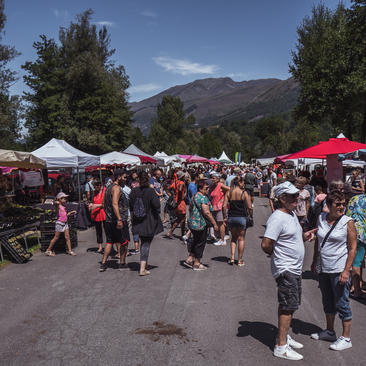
129, 77, 300, 133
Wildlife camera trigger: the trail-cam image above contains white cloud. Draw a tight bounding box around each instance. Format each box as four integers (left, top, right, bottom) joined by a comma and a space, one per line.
141, 10, 157, 18
53, 9, 69, 19
95, 21, 115, 27
153, 56, 219, 76
227, 72, 251, 80
129, 83, 161, 94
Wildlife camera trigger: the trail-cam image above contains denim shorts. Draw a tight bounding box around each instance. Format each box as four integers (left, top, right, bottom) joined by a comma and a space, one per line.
275, 271, 302, 311
318, 272, 352, 320
353, 240, 366, 268
227, 216, 247, 229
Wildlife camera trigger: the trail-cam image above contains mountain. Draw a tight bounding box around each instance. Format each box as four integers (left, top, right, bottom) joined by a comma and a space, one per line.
129, 77, 300, 133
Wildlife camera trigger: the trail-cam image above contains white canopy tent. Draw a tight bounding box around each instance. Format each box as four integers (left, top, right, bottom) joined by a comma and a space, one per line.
100, 151, 140, 165
0, 149, 46, 169
154, 152, 184, 166
32, 138, 100, 168
218, 151, 232, 164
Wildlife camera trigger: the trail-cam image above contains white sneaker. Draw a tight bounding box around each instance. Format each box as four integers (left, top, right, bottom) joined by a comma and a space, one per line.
224, 234, 230, 240
182, 235, 188, 244
311, 329, 337, 342
213, 239, 224, 246
329, 336, 352, 351
287, 335, 304, 349
274, 345, 303, 361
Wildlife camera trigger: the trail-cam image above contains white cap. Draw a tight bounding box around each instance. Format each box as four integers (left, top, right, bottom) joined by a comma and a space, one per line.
56, 192, 69, 199
274, 182, 299, 198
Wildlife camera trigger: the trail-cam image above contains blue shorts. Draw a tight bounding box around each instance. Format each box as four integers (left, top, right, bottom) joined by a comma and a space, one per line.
227, 216, 246, 229
318, 272, 352, 321
353, 240, 366, 268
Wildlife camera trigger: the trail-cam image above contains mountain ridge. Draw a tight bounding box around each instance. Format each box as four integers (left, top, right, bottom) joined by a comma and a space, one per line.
129, 77, 300, 133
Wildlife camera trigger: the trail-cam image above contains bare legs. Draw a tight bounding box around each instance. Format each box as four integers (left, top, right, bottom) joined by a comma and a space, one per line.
277, 308, 293, 346
46, 229, 73, 254
229, 227, 246, 263
102, 243, 127, 265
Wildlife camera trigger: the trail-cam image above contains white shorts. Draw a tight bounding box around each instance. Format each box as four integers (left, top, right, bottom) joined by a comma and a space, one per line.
55, 221, 69, 233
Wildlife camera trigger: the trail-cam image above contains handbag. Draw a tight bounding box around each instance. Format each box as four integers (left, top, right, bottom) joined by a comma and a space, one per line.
166, 195, 178, 210
315, 215, 343, 274
193, 194, 213, 228
241, 191, 254, 227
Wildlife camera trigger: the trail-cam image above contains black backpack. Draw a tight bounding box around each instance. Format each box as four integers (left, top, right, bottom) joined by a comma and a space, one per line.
132, 189, 147, 219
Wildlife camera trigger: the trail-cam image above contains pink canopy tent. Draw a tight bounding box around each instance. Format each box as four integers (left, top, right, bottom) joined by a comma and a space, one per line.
179, 154, 209, 163
282, 137, 366, 161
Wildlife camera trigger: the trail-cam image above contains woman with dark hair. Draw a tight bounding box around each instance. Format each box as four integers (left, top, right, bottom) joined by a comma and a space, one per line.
184, 179, 217, 270
311, 191, 357, 351
223, 177, 252, 266
129, 171, 163, 276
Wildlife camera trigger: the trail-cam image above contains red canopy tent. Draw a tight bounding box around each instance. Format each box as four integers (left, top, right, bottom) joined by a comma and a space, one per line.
179, 155, 209, 163
282, 138, 366, 161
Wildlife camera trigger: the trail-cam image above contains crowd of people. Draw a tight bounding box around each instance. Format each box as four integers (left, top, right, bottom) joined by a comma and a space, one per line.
44, 162, 365, 360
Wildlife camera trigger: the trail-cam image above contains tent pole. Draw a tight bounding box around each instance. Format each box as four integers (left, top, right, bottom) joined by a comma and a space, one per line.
99, 164, 102, 184
77, 167, 81, 202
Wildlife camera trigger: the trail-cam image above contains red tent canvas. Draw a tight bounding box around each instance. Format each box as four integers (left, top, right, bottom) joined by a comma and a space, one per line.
283, 138, 366, 160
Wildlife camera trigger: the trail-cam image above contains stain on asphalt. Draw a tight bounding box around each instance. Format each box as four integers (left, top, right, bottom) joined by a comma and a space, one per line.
135, 321, 188, 343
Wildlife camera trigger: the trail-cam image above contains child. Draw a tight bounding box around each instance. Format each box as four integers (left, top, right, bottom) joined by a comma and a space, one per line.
45, 192, 77, 256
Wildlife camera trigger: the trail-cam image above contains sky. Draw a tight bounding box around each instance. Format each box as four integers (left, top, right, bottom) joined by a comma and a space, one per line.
3, 0, 351, 102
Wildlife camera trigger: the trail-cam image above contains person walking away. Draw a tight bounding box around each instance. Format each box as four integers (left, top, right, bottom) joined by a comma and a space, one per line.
184, 179, 217, 270
99, 169, 130, 272
244, 167, 256, 205
294, 177, 310, 227
167, 170, 187, 239
261, 182, 316, 360
223, 177, 252, 266
128, 171, 140, 254
210, 172, 230, 246
345, 193, 366, 299
45, 192, 77, 256
89, 180, 106, 253
182, 172, 199, 244
310, 191, 357, 350
129, 171, 163, 276
85, 175, 95, 202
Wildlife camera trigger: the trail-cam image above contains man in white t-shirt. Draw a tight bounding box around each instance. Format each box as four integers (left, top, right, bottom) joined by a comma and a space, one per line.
261, 181, 316, 361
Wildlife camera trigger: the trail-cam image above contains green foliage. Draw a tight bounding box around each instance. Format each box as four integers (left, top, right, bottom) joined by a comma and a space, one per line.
148, 95, 196, 154
198, 132, 222, 158
0, 0, 21, 149
23, 10, 134, 154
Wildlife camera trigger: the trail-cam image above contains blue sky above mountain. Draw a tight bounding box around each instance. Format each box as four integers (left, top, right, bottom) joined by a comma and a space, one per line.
4, 0, 350, 102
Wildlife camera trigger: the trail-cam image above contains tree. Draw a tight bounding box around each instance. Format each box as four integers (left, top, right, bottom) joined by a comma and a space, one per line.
148, 95, 195, 154
23, 10, 134, 153
198, 131, 222, 158
0, 0, 21, 149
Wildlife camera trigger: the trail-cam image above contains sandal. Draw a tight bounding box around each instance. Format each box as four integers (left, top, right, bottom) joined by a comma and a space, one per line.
228, 259, 235, 265
67, 251, 77, 256
45, 250, 55, 257
139, 270, 151, 276
183, 260, 193, 269
193, 264, 207, 271
238, 260, 245, 267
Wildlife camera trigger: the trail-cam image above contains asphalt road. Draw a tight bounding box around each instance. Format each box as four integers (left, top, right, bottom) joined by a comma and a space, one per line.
0, 197, 365, 366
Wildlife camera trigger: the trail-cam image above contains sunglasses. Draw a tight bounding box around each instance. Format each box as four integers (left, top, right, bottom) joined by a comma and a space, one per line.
334, 201, 346, 207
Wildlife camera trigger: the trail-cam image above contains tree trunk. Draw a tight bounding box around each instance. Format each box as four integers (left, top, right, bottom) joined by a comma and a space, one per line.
362, 100, 366, 143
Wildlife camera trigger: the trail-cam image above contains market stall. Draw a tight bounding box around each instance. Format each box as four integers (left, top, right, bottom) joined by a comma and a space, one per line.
123, 144, 159, 164
154, 152, 184, 166
100, 151, 141, 165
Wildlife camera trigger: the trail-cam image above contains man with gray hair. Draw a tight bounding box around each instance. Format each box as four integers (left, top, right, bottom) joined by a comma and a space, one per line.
261, 181, 316, 360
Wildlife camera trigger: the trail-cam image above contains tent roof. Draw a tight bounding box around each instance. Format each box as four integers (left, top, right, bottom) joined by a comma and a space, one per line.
284, 138, 366, 160
218, 151, 232, 163
123, 144, 157, 163
0, 149, 46, 169
178, 154, 208, 163
100, 151, 140, 165
32, 138, 100, 168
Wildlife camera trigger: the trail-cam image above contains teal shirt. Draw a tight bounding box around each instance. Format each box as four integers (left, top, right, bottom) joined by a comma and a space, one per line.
346, 194, 366, 243
188, 192, 213, 231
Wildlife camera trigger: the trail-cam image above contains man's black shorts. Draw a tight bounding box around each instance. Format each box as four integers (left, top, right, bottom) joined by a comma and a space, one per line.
275, 271, 302, 311
104, 221, 129, 245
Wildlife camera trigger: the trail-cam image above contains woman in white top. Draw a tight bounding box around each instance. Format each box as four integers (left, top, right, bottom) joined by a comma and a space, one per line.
311, 190, 357, 351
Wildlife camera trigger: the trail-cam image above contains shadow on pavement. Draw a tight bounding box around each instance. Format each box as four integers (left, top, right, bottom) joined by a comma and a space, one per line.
127, 261, 158, 272
211, 256, 230, 263
350, 294, 366, 305
291, 318, 322, 336
302, 270, 318, 281
237, 321, 277, 350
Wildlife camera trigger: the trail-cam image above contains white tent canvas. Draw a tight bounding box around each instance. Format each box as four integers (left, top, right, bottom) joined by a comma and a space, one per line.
154, 151, 184, 165
218, 151, 232, 163
100, 151, 140, 165
0, 149, 46, 169
32, 138, 100, 168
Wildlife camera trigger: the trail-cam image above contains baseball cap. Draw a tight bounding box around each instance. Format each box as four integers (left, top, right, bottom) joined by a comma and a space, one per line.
233, 167, 241, 173
176, 170, 185, 179
274, 182, 299, 198
56, 192, 69, 199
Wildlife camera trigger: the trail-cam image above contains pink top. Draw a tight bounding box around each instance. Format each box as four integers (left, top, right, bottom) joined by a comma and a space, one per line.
58, 205, 68, 223
210, 183, 225, 211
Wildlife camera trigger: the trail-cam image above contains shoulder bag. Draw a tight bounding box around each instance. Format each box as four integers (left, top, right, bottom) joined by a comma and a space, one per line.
315, 215, 343, 274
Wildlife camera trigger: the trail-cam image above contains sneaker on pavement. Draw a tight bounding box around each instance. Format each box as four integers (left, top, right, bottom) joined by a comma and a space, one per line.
287, 335, 304, 349
311, 329, 337, 342
213, 239, 224, 246
329, 336, 352, 351
273, 345, 303, 361
99, 263, 107, 272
